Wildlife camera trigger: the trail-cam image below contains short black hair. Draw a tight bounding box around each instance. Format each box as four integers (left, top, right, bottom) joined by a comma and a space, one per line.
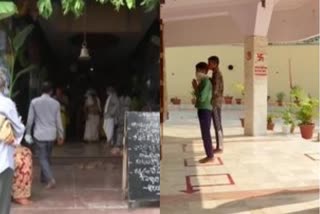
195, 62, 208, 72
208, 56, 220, 65
42, 82, 53, 94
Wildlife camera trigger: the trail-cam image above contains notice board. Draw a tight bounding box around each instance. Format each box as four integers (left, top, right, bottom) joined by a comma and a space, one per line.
126, 112, 160, 202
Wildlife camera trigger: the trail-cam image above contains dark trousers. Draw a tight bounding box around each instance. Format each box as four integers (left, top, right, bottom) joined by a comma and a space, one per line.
212, 106, 223, 149
198, 109, 214, 158
35, 140, 54, 184
0, 168, 13, 214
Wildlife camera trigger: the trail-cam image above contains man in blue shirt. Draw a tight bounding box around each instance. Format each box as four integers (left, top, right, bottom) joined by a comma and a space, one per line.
26, 82, 64, 189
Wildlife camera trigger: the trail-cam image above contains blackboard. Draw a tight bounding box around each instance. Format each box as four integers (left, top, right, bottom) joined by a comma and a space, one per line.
126, 112, 160, 202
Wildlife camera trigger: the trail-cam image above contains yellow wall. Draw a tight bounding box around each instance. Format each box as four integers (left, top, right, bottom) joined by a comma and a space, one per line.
165, 45, 319, 104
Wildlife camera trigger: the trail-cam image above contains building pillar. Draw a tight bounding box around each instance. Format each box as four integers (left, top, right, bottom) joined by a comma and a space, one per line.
244, 36, 268, 136
228, 0, 276, 136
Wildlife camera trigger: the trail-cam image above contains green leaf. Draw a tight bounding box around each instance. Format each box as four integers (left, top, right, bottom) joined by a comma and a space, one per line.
0, 2, 17, 20
16, 64, 37, 80
13, 25, 34, 53
17, 45, 30, 67
9, 64, 38, 98
126, 0, 136, 9
111, 0, 125, 11
140, 0, 159, 12
37, 0, 53, 19
96, 0, 109, 3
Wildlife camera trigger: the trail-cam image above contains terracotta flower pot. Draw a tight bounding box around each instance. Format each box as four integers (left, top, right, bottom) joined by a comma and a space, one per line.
235, 98, 242, 105
267, 122, 275, 131
224, 96, 233, 105
171, 98, 181, 105
240, 118, 244, 128
299, 123, 315, 140
277, 101, 283, 106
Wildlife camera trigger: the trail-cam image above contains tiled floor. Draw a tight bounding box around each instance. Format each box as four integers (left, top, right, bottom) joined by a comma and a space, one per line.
161, 109, 320, 214
12, 151, 159, 213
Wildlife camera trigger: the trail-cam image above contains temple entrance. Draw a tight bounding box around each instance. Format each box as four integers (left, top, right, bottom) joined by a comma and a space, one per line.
14, 4, 160, 142
3, 1, 160, 213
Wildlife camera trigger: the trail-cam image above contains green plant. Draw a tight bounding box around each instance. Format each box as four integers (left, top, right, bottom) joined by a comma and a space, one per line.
296, 97, 319, 125
36, 0, 159, 18
267, 114, 276, 123
0, 4, 36, 98
0, 2, 17, 20
0, 1, 159, 19
290, 85, 305, 103
281, 107, 295, 125
234, 83, 244, 96
276, 92, 285, 102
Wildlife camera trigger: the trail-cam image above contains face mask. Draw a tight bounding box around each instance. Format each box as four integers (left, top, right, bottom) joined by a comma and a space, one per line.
196, 72, 205, 81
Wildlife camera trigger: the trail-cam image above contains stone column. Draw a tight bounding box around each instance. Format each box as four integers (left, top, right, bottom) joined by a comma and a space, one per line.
244, 36, 268, 136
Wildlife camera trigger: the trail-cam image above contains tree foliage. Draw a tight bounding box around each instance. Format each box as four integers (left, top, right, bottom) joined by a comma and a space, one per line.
37, 0, 159, 18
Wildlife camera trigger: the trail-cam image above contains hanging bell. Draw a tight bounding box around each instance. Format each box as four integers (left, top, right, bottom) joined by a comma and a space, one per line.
79, 43, 90, 60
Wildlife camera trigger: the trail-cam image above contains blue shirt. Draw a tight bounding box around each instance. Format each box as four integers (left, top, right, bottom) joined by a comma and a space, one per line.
26, 94, 64, 141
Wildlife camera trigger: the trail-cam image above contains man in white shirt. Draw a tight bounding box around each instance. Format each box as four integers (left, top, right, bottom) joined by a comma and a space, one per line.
26, 82, 64, 189
103, 87, 120, 149
0, 73, 25, 214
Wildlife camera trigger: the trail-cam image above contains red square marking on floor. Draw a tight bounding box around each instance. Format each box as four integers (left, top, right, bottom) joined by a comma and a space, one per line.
184, 157, 223, 167
182, 143, 217, 154
305, 153, 320, 161
180, 174, 235, 194
189, 174, 235, 188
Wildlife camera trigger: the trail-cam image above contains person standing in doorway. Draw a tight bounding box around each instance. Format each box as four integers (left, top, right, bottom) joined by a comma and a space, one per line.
193, 62, 214, 163
26, 82, 64, 189
103, 87, 120, 152
0, 72, 25, 214
54, 87, 69, 139
208, 56, 224, 153
83, 89, 101, 143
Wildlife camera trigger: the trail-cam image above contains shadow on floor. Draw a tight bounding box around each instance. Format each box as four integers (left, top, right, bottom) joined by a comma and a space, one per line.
209, 190, 319, 214
286, 207, 320, 214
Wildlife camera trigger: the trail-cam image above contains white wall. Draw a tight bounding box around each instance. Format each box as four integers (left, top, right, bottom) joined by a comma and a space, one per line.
165, 45, 319, 103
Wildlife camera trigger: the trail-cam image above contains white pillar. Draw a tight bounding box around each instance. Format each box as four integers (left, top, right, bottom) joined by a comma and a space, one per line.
244, 36, 268, 136
229, 0, 276, 136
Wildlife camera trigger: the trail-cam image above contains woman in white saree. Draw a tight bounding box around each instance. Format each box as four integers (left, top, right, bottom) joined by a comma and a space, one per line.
83, 90, 101, 143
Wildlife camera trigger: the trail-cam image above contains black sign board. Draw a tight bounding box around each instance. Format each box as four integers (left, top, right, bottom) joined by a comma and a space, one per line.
126, 112, 160, 202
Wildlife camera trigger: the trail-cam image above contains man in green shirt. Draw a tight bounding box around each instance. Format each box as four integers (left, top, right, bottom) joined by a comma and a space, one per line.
194, 62, 214, 163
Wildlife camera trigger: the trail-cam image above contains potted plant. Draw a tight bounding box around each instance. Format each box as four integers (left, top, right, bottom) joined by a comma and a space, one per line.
281, 107, 295, 134
267, 114, 275, 131
276, 92, 285, 106
296, 97, 319, 139
290, 85, 304, 106
170, 97, 181, 105
224, 95, 233, 105
234, 83, 244, 105
240, 117, 244, 127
